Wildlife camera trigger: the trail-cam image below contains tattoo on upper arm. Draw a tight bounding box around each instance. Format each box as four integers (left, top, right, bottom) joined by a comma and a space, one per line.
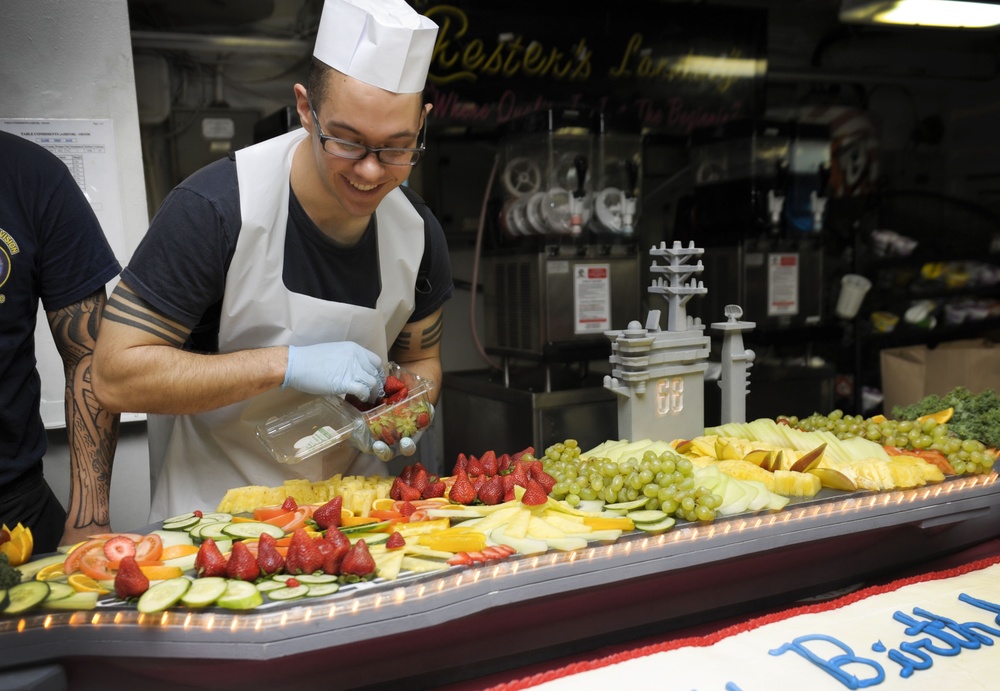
105, 286, 189, 347
420, 312, 443, 349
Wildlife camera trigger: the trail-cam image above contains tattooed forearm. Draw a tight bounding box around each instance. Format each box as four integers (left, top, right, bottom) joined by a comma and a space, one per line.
104, 285, 189, 347
48, 291, 120, 531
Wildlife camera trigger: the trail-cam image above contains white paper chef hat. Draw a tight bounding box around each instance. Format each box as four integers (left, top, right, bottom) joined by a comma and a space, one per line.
313, 0, 439, 94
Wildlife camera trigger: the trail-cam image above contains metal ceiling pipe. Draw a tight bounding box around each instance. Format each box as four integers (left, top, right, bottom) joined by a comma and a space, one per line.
131, 31, 310, 56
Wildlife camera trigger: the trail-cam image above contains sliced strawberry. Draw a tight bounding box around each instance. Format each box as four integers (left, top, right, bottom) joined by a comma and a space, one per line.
256, 532, 286, 576
226, 541, 260, 582
312, 495, 343, 530
114, 555, 149, 599
285, 528, 324, 575
416, 412, 431, 429
340, 540, 376, 577
194, 537, 228, 578
397, 501, 416, 517
281, 496, 299, 512
385, 532, 405, 550
481, 546, 507, 560
520, 478, 549, 506
447, 552, 473, 566
103, 535, 137, 562
286, 577, 301, 588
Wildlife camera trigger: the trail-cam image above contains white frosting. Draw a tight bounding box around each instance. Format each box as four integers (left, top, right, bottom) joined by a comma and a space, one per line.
533, 561, 1000, 690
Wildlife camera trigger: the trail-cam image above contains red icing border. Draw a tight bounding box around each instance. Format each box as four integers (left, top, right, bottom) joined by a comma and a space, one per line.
488, 554, 1000, 691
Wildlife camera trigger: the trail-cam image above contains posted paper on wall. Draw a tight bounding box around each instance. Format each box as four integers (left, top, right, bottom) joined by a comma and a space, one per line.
574, 264, 611, 334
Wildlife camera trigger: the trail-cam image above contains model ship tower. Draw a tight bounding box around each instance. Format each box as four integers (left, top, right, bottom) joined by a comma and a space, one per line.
604, 241, 755, 444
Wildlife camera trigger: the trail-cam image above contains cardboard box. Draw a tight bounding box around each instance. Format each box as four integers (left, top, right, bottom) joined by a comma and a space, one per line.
880, 339, 1000, 412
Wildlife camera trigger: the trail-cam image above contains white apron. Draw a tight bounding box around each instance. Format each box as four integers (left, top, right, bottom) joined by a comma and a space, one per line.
147, 129, 423, 522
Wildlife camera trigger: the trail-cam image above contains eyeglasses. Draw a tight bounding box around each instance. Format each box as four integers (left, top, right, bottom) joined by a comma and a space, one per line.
308, 97, 425, 167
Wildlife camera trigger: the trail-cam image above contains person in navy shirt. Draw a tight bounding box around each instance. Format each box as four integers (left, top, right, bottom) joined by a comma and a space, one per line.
0, 131, 121, 552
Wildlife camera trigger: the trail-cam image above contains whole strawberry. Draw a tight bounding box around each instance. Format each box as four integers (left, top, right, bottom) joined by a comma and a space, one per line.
256, 533, 285, 576
448, 471, 477, 505
285, 528, 324, 575
114, 555, 149, 599
521, 478, 549, 506
340, 540, 376, 578
312, 495, 343, 530
480, 450, 499, 476
386, 532, 406, 550
321, 527, 351, 575
477, 475, 504, 506
422, 479, 446, 499
226, 540, 260, 582
194, 537, 228, 578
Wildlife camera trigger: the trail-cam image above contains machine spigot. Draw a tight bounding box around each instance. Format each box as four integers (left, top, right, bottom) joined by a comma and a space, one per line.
570, 155, 588, 235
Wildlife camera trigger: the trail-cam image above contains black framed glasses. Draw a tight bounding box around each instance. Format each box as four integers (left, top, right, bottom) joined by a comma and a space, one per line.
308, 96, 425, 167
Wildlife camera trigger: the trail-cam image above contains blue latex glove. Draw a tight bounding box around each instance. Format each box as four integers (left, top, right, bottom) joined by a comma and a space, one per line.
282, 343, 382, 401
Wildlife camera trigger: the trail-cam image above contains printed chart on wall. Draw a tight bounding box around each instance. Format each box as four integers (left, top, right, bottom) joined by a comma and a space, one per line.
0, 118, 135, 428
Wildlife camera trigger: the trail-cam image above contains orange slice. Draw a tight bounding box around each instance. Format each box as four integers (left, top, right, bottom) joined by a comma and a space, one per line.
917, 407, 954, 424
35, 562, 70, 581
68, 573, 111, 594
139, 564, 184, 580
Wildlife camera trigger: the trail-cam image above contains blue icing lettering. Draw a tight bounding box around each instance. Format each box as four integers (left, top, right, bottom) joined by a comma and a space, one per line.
871, 641, 886, 653
958, 593, 1000, 630
724, 684, 743, 691
893, 609, 984, 655
770, 634, 885, 689
887, 641, 934, 679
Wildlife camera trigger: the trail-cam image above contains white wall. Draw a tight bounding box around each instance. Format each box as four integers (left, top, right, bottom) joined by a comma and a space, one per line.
0, 0, 151, 530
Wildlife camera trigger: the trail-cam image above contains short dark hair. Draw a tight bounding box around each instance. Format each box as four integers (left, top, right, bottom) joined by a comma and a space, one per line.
307, 58, 332, 109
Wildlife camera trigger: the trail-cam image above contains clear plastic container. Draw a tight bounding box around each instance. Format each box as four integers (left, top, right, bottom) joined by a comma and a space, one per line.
256, 362, 435, 464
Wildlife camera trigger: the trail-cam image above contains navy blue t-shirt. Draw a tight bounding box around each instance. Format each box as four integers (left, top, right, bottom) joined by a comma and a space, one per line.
123, 155, 453, 352
0, 131, 121, 486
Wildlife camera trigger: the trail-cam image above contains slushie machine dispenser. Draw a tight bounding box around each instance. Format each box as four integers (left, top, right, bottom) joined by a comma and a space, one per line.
486, 108, 643, 360
443, 109, 644, 463
683, 119, 832, 330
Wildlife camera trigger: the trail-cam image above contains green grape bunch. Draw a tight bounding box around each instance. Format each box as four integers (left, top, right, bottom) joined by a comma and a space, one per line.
779, 410, 995, 476
541, 440, 721, 524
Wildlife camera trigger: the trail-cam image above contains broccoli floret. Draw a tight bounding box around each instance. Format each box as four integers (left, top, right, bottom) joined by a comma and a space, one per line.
0, 552, 22, 590
892, 387, 1000, 448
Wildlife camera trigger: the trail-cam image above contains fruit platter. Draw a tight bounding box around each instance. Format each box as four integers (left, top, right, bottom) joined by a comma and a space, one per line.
3, 404, 1000, 688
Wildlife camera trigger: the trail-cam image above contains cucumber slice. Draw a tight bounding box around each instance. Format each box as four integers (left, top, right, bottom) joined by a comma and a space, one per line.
138, 577, 191, 614
339, 521, 391, 535
199, 512, 233, 523
162, 515, 201, 532
221, 522, 285, 540
304, 582, 339, 597
216, 580, 263, 610
187, 520, 223, 539
181, 577, 228, 608
347, 532, 388, 545
40, 591, 98, 611
267, 585, 310, 601
604, 498, 651, 511
4, 582, 50, 615
255, 580, 289, 593
162, 511, 197, 525
197, 522, 233, 541
294, 573, 338, 584
634, 516, 676, 533
44, 582, 76, 601
627, 509, 668, 524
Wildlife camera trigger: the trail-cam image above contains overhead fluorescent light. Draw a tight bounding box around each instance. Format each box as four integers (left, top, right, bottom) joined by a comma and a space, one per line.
840, 0, 1000, 27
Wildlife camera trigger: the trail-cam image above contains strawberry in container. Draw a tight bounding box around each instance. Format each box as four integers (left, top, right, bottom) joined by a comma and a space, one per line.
344, 363, 435, 462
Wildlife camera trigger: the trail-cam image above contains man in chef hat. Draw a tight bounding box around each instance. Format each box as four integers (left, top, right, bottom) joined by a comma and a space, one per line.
93, 0, 452, 521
